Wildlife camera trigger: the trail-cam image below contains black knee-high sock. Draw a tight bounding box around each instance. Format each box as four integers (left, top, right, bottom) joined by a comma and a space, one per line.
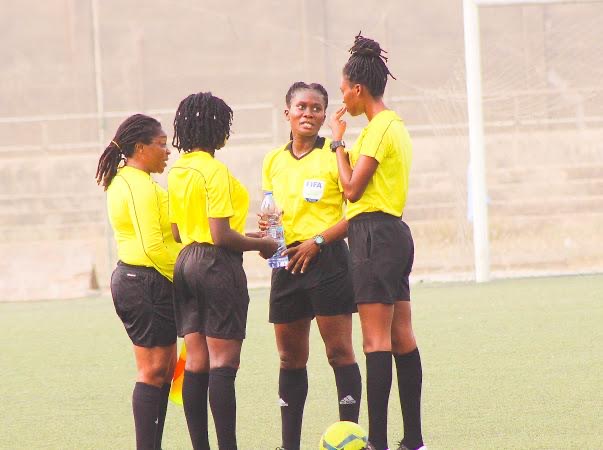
279, 367, 308, 450
366, 352, 392, 450
395, 348, 424, 450
132, 382, 162, 450
182, 371, 210, 450
209, 367, 238, 450
333, 363, 362, 423
153, 383, 171, 450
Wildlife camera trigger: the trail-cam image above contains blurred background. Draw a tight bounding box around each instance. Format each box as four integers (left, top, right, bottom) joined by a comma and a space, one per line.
1, 0, 602, 301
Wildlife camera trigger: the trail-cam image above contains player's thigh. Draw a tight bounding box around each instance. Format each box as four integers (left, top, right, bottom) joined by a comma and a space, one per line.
206, 337, 243, 369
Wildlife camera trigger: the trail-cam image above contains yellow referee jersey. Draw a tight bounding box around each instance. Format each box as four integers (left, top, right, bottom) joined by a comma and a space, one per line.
262, 137, 344, 245
168, 150, 249, 246
346, 110, 412, 220
106, 165, 182, 281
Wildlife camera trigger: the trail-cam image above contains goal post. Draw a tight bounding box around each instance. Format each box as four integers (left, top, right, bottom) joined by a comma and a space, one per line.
462, 0, 603, 282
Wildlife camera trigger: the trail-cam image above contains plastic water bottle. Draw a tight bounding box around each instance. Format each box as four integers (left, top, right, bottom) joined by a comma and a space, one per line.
260, 192, 288, 268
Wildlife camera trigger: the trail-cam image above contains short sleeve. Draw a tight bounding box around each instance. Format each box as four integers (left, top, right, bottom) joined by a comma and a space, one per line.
261, 152, 273, 192
329, 152, 343, 193
359, 120, 395, 163
206, 163, 234, 219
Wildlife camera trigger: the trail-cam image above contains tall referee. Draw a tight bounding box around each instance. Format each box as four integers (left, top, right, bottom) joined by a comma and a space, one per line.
262, 82, 361, 450
96, 114, 181, 450
168, 92, 277, 450
329, 34, 426, 450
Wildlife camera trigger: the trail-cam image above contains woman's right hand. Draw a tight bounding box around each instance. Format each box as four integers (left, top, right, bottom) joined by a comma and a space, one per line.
257, 213, 269, 233
259, 236, 279, 260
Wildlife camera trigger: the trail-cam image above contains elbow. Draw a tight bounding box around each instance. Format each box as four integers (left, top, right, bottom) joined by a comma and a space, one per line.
344, 189, 362, 203
212, 234, 226, 247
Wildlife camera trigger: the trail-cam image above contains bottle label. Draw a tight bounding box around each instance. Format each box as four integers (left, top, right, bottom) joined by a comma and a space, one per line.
302, 179, 325, 203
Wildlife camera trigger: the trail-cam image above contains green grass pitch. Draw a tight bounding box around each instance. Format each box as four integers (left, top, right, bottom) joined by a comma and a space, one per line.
1, 274, 602, 449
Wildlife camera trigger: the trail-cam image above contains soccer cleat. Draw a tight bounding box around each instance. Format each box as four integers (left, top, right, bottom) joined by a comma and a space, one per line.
395, 443, 427, 450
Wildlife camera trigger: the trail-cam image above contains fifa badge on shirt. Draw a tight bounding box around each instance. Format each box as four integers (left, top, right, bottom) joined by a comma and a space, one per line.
303, 179, 325, 203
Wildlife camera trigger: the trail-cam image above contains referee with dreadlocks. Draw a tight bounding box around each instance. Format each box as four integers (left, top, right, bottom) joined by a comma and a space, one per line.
168, 92, 277, 450
329, 34, 426, 450
96, 114, 181, 450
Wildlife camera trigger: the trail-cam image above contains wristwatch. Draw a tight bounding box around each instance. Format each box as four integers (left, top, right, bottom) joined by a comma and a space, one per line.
330, 140, 345, 152
313, 234, 326, 249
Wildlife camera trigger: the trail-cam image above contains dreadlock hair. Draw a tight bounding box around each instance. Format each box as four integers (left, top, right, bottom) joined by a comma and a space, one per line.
343, 32, 396, 98
285, 81, 329, 140
95, 114, 161, 191
172, 92, 233, 153
285, 81, 329, 109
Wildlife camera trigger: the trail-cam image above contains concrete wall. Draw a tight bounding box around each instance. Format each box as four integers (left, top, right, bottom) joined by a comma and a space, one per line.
1, 1, 602, 300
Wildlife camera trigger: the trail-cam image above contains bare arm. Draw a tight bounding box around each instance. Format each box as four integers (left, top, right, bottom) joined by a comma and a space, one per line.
283, 218, 349, 274
171, 223, 181, 243
209, 217, 277, 258
330, 106, 379, 202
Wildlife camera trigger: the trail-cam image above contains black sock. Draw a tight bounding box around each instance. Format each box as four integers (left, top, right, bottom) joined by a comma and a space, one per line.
366, 351, 392, 450
209, 366, 238, 450
333, 363, 362, 423
182, 371, 210, 450
153, 383, 171, 450
395, 348, 424, 450
279, 367, 308, 450
132, 382, 161, 450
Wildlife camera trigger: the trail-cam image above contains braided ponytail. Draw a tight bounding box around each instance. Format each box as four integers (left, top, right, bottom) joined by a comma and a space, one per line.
343, 32, 396, 98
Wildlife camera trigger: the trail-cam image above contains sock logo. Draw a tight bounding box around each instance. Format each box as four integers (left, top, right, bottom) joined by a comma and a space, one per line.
339, 395, 357, 405
278, 398, 289, 407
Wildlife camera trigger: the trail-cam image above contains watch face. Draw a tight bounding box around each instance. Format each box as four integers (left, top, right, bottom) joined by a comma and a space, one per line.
314, 235, 325, 246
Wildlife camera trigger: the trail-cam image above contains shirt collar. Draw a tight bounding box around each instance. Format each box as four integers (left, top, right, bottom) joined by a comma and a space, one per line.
284, 136, 326, 152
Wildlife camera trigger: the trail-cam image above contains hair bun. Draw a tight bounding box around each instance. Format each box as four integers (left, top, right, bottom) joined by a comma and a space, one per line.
349, 33, 386, 61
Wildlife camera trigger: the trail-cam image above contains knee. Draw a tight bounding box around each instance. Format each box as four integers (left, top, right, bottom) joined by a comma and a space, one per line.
209, 354, 240, 370
279, 349, 308, 370
138, 363, 169, 387
326, 345, 355, 368
391, 328, 416, 355
185, 354, 210, 373
362, 335, 391, 354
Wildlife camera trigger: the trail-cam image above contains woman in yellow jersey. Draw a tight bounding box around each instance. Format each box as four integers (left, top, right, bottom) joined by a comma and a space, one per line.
95, 114, 181, 450
168, 92, 277, 450
261, 82, 361, 450
329, 34, 425, 450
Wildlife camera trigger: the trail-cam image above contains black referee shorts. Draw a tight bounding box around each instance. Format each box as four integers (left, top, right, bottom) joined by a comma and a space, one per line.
110, 261, 177, 347
173, 242, 250, 340
269, 239, 356, 324
348, 212, 414, 304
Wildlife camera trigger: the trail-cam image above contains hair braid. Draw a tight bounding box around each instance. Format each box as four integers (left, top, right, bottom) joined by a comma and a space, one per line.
343, 32, 396, 98
172, 92, 233, 153
95, 114, 161, 190
285, 81, 329, 109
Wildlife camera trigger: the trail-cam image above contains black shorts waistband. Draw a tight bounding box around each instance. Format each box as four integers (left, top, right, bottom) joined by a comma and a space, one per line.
286, 238, 346, 249
116, 261, 156, 272
184, 241, 244, 259
349, 211, 402, 223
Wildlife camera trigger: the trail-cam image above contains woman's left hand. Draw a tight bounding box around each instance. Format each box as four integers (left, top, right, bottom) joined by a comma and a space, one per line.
283, 239, 320, 274
329, 105, 347, 140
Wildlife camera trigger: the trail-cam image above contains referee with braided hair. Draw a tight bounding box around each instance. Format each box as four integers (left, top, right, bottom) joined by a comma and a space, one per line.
329, 34, 426, 450
96, 114, 181, 449
168, 92, 277, 450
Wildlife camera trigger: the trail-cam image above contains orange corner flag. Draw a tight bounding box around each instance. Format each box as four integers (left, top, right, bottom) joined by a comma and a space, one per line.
169, 342, 187, 405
